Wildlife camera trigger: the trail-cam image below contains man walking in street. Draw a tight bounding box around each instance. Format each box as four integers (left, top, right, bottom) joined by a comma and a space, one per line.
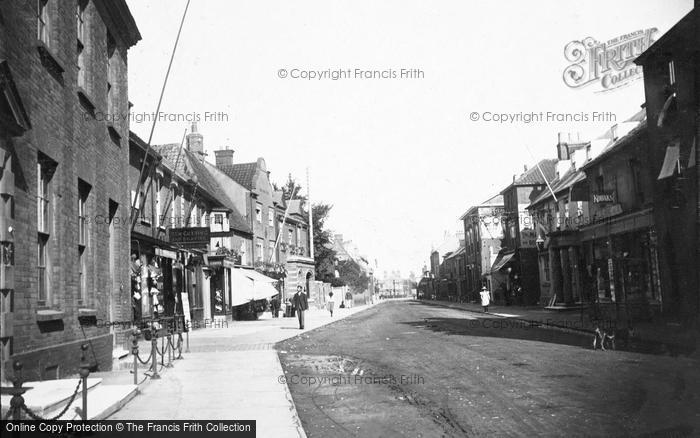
292, 285, 309, 329
480, 286, 491, 313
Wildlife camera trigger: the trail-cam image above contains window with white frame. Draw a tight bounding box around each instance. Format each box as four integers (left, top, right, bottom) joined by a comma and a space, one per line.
37, 0, 51, 47
191, 204, 199, 226
268, 208, 274, 227
255, 203, 262, 223
255, 240, 263, 262
288, 228, 293, 244
155, 177, 161, 227
179, 195, 185, 228
78, 180, 90, 247
38, 235, 49, 305
76, 1, 87, 89
107, 32, 116, 113
171, 187, 177, 228
269, 240, 276, 262
78, 247, 87, 304
200, 206, 208, 227
37, 161, 52, 235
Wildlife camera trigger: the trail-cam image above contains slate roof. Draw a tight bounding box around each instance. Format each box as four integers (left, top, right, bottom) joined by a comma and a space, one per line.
217, 162, 258, 190
583, 119, 648, 171
513, 159, 558, 186
273, 190, 285, 207
529, 167, 587, 208
152, 144, 252, 234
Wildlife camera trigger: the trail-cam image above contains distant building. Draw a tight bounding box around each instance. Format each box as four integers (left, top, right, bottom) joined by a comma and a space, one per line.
495, 160, 557, 305
211, 147, 314, 303
460, 194, 504, 302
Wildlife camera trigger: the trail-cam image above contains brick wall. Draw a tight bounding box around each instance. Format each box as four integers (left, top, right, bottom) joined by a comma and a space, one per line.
0, 0, 137, 379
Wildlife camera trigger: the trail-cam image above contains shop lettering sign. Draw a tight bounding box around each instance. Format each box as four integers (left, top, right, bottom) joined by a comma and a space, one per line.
593, 191, 616, 203
169, 227, 210, 247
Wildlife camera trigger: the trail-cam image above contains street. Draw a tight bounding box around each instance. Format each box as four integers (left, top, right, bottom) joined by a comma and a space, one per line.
278, 300, 700, 437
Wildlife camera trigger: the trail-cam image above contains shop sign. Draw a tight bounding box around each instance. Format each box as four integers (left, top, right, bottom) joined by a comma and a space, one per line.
169, 227, 210, 247
593, 191, 616, 203
520, 229, 537, 248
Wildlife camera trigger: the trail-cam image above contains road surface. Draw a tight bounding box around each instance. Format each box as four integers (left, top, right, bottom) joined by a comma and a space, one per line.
278, 300, 700, 437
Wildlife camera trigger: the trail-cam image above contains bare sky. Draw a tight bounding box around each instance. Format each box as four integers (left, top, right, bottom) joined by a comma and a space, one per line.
125, 0, 693, 277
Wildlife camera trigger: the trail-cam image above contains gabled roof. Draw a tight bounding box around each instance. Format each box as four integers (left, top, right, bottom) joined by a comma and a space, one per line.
634, 9, 698, 65
513, 159, 558, 186
459, 194, 504, 220
273, 190, 285, 207
152, 144, 252, 235
499, 158, 558, 196
217, 162, 258, 190
287, 199, 306, 218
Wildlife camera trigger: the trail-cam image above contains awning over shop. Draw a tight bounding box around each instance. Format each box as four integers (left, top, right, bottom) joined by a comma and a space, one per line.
491, 252, 515, 273
658, 142, 680, 179
243, 270, 279, 300
230, 268, 255, 306
230, 269, 279, 302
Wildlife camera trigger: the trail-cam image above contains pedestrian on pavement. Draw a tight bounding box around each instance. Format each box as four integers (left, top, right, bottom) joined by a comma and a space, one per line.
292, 285, 309, 329
480, 286, 491, 313
270, 294, 280, 318
327, 291, 335, 317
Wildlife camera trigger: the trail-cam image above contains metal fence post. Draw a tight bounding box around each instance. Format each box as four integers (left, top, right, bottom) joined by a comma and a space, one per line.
78, 344, 91, 420
151, 335, 160, 379
3, 361, 31, 420
166, 332, 173, 368
132, 329, 140, 385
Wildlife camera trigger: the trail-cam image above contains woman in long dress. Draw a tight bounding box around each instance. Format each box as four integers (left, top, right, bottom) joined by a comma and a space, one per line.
327, 291, 335, 317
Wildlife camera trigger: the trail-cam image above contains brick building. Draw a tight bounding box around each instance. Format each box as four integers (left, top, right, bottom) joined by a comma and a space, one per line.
0, 0, 140, 380
460, 194, 504, 302
495, 160, 556, 305
140, 126, 254, 324
635, 4, 699, 324
212, 149, 315, 303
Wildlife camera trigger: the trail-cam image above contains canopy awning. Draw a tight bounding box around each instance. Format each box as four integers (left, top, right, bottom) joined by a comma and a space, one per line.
230, 268, 255, 306
243, 270, 278, 283
491, 252, 515, 273
235, 269, 279, 301
658, 142, 680, 180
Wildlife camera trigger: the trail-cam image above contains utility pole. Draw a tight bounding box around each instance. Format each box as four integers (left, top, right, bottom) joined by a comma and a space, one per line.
307, 167, 314, 260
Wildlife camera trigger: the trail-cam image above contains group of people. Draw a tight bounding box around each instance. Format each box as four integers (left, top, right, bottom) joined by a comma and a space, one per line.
279, 286, 353, 330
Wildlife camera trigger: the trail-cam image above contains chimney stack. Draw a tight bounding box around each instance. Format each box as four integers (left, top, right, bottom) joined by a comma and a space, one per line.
186, 122, 204, 156
214, 147, 235, 167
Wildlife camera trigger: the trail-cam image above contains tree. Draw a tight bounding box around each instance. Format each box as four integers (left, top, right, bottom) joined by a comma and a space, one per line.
312, 203, 336, 279
274, 174, 307, 209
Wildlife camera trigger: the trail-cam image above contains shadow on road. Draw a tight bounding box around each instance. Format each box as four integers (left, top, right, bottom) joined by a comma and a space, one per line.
404, 301, 692, 357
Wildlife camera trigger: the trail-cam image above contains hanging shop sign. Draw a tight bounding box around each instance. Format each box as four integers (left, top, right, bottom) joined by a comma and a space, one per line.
169, 227, 210, 248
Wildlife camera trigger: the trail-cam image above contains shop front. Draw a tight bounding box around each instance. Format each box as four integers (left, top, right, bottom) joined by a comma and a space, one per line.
580, 209, 661, 321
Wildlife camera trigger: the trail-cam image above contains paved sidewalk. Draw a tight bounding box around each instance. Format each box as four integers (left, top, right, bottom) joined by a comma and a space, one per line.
107, 301, 379, 437
426, 299, 699, 357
